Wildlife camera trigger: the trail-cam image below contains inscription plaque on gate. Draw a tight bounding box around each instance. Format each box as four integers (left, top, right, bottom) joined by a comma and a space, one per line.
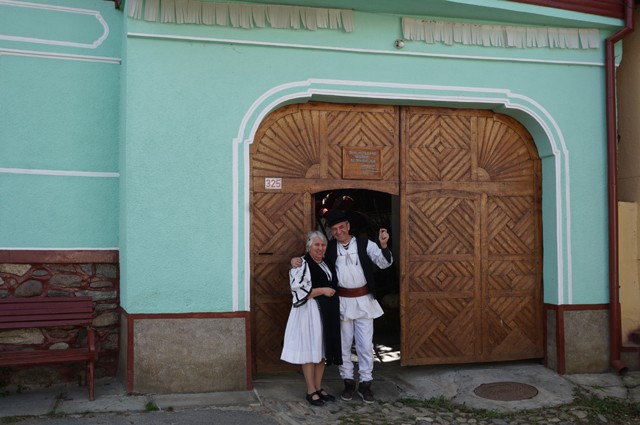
342, 147, 382, 180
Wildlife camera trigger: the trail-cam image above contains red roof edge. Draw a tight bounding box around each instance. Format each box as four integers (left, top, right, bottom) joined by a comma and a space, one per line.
511, 0, 626, 19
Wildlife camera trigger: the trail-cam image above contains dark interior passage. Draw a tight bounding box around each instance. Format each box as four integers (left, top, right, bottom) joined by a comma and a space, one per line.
314, 189, 401, 359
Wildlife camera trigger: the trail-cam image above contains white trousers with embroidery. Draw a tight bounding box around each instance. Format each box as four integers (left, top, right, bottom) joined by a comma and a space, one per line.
339, 317, 374, 382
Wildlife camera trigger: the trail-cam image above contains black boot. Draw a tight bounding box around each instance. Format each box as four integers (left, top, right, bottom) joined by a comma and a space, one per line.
358, 380, 374, 404
340, 379, 356, 401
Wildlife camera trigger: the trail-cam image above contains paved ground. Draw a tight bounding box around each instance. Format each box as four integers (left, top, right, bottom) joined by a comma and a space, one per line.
2, 359, 640, 424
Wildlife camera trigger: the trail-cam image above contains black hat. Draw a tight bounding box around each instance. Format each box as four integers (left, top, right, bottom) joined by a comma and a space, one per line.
326, 209, 349, 227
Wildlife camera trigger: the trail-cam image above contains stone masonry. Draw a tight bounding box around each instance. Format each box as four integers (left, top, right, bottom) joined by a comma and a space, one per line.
0, 263, 120, 387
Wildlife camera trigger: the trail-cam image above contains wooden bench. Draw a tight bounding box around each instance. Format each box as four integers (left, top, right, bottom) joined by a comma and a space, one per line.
0, 296, 98, 400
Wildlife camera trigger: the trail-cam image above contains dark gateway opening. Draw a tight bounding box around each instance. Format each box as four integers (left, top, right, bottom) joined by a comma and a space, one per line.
314, 188, 401, 362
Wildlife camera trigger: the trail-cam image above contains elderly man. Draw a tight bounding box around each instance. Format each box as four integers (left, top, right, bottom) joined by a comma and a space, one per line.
294, 208, 393, 403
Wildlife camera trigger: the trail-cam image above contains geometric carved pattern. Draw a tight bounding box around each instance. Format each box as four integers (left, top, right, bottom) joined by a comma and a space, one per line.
254, 298, 296, 373
253, 262, 291, 298
252, 104, 543, 371
406, 296, 476, 359
484, 296, 541, 357
327, 108, 397, 180
408, 260, 475, 293
401, 108, 542, 366
252, 109, 323, 178
406, 111, 472, 182
253, 192, 307, 255
477, 116, 536, 182
487, 196, 535, 255
408, 196, 476, 255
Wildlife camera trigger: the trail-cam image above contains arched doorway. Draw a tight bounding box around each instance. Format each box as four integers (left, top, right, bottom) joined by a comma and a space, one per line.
249, 102, 543, 373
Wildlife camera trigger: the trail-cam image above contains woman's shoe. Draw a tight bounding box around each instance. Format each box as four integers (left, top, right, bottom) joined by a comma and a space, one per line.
315, 389, 336, 402
306, 393, 325, 406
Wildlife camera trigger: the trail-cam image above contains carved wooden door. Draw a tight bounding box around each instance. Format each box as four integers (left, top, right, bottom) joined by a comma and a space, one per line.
252, 103, 542, 372
400, 108, 543, 365
250, 103, 398, 373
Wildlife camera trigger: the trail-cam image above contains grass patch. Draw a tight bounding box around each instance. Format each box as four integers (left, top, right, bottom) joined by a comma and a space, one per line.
1, 417, 28, 424
144, 401, 160, 412
396, 389, 640, 424
570, 389, 640, 422
397, 396, 509, 420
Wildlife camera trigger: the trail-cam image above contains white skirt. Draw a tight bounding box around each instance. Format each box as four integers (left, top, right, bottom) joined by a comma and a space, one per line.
280, 298, 324, 364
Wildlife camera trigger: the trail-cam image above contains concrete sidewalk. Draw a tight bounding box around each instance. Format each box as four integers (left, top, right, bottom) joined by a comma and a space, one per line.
1, 360, 640, 422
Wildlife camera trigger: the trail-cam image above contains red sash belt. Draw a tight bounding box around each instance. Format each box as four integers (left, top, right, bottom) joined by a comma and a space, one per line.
336, 285, 369, 298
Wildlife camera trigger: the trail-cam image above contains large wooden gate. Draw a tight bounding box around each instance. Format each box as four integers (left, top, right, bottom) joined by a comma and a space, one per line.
250, 103, 542, 373
400, 108, 543, 365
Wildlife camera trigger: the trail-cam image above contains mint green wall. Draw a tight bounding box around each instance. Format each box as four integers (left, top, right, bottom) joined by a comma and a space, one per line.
0, 0, 121, 248
1, 1, 623, 312
120, 4, 622, 312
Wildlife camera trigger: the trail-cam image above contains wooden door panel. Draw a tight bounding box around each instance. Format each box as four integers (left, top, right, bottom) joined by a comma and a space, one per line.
251, 192, 308, 373
487, 259, 538, 293
251, 103, 399, 373
487, 196, 537, 254
402, 190, 482, 364
401, 107, 542, 366
326, 106, 398, 181
253, 192, 308, 255
408, 196, 476, 255
254, 299, 293, 373
405, 112, 473, 182
404, 296, 477, 364
252, 108, 324, 179
484, 295, 543, 359
476, 115, 539, 183
484, 192, 543, 359
407, 259, 476, 293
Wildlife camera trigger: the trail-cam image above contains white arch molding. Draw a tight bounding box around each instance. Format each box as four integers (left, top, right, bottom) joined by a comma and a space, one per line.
231, 79, 572, 311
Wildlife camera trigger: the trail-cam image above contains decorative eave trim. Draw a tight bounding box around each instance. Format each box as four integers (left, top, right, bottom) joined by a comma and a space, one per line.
127, 0, 354, 32
402, 17, 600, 49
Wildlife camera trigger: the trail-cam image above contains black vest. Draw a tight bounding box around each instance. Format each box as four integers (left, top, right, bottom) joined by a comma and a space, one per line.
303, 253, 342, 366
325, 236, 378, 297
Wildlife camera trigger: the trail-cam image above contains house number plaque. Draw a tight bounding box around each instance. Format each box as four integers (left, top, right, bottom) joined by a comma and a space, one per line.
264, 177, 282, 190
342, 147, 382, 180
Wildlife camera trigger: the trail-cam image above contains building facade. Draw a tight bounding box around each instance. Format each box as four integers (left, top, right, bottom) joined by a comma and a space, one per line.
0, 0, 634, 393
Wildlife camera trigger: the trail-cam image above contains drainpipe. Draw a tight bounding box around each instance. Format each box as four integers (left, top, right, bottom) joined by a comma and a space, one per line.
605, 0, 634, 375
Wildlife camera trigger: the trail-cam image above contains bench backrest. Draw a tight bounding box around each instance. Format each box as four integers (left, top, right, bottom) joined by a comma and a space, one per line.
0, 297, 94, 330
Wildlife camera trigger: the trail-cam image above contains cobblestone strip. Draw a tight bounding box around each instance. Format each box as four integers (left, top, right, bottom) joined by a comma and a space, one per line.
257, 396, 633, 425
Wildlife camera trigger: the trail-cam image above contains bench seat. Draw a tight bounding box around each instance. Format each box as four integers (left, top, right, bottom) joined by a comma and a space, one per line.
0, 296, 98, 400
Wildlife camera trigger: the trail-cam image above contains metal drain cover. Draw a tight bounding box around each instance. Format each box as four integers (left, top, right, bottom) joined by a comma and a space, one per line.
473, 381, 539, 401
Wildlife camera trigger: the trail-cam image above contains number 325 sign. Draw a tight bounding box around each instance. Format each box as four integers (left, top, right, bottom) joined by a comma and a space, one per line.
264, 177, 282, 190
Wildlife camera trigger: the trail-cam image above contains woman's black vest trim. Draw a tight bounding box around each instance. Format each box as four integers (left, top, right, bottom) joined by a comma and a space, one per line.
303, 253, 342, 366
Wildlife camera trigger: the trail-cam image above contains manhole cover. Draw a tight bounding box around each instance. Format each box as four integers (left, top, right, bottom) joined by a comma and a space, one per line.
473, 381, 539, 401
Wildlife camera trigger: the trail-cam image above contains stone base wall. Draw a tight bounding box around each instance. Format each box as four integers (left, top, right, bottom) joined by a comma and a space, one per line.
122, 312, 249, 394
545, 304, 615, 374
563, 309, 610, 373
0, 262, 120, 387
545, 308, 558, 371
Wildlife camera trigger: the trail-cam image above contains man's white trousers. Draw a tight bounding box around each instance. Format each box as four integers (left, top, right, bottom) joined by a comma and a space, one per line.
339, 317, 374, 382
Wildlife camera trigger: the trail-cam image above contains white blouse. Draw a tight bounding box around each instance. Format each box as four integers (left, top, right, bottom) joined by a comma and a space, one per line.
335, 237, 392, 320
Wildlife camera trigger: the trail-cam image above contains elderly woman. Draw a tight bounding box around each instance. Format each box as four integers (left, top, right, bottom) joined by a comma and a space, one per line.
281, 230, 342, 406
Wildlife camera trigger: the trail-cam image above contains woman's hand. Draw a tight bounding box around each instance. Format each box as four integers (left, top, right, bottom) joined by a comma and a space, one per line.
290, 257, 303, 268
323, 287, 336, 297
311, 287, 335, 298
